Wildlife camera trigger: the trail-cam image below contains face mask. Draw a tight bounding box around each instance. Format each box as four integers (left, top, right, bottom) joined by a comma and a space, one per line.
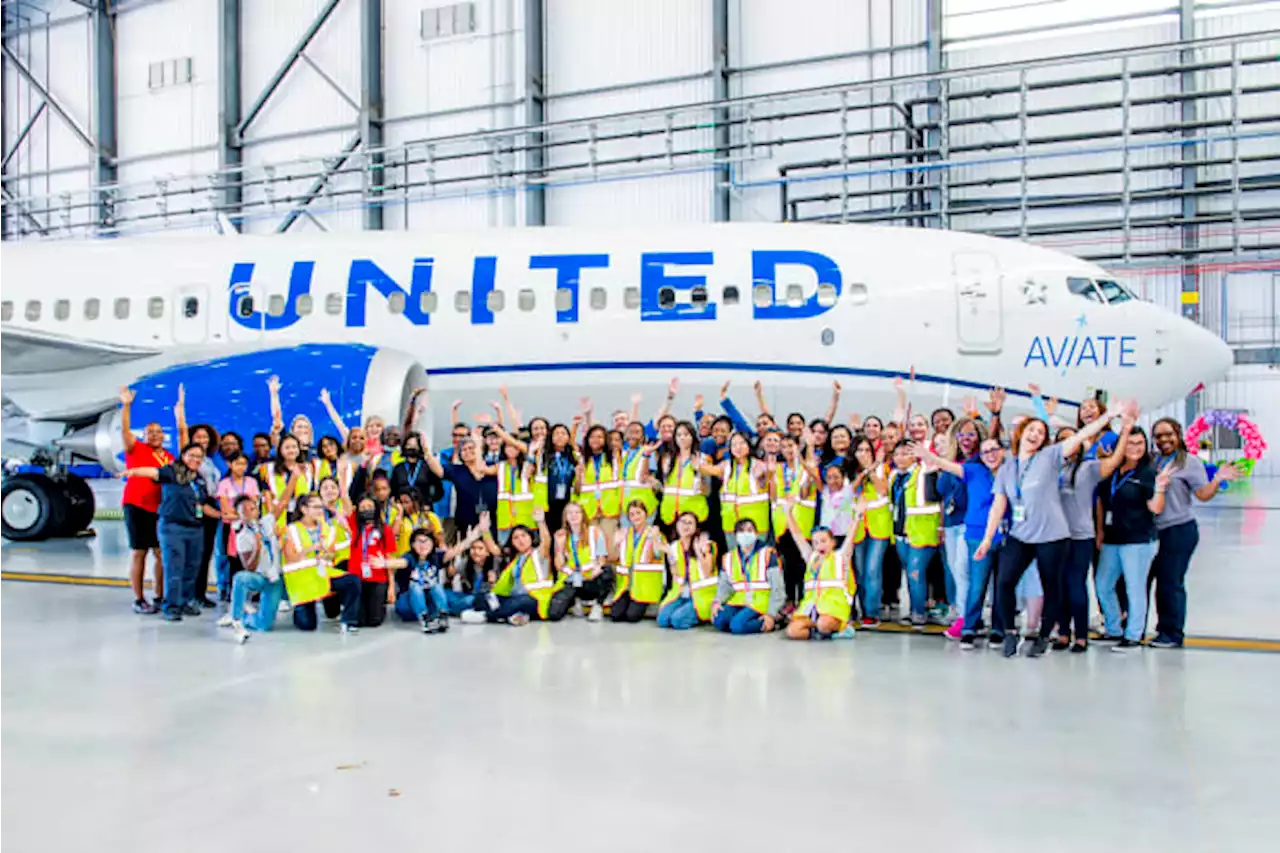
403, 447, 421, 460
735, 532, 757, 550
358, 509, 376, 524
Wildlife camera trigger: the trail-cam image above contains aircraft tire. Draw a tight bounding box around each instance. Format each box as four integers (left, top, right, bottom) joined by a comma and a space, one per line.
61, 474, 96, 535
1, 474, 68, 542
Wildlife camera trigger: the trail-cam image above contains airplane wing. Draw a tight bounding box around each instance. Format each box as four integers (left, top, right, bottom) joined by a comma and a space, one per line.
0, 325, 161, 376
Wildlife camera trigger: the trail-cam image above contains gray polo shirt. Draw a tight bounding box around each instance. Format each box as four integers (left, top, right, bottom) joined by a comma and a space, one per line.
994, 443, 1069, 544
1153, 454, 1209, 530
1059, 459, 1102, 541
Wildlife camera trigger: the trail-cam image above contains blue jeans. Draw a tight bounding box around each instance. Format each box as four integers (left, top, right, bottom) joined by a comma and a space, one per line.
894, 540, 935, 618
854, 537, 888, 619
1150, 520, 1199, 644
159, 520, 203, 616
231, 571, 285, 632
214, 521, 231, 597
962, 537, 999, 636
394, 585, 459, 621
657, 597, 700, 630
712, 604, 766, 634
1097, 540, 1158, 642
942, 525, 968, 618
478, 593, 538, 623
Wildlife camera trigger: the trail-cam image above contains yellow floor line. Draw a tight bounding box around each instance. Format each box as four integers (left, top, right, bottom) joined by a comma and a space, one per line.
5, 571, 1279, 653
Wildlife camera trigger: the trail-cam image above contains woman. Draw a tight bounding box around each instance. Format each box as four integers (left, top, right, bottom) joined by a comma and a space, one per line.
451, 517, 503, 612
1054, 401, 1136, 650
283, 494, 362, 633
121, 443, 220, 621
849, 437, 890, 627
576, 424, 622, 541
906, 414, 930, 447
711, 518, 785, 634
823, 424, 854, 470
862, 416, 884, 451
619, 422, 659, 528
935, 420, 984, 636
174, 392, 222, 609
215, 452, 260, 598
974, 411, 1115, 657
484, 510, 556, 625
783, 501, 860, 640
610, 500, 667, 623
889, 441, 940, 629
1076, 396, 1118, 460
535, 423, 578, 531
547, 502, 611, 622
656, 512, 718, 630
1096, 426, 1171, 651
708, 431, 769, 540
497, 435, 537, 544
771, 433, 819, 605
808, 419, 830, 457
657, 421, 710, 528
1147, 417, 1239, 648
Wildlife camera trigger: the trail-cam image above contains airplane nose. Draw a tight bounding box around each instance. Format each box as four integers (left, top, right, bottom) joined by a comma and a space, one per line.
1186, 322, 1233, 394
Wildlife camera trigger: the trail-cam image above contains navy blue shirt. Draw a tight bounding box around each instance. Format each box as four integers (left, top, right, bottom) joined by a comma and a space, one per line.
156, 464, 215, 526
546, 451, 576, 502
938, 471, 967, 528
443, 464, 495, 531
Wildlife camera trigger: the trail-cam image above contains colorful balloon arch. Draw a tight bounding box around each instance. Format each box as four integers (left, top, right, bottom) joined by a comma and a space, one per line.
1185, 409, 1268, 477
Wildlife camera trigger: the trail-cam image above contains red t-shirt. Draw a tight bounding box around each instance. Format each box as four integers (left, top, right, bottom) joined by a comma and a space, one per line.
122, 443, 172, 512
346, 515, 396, 584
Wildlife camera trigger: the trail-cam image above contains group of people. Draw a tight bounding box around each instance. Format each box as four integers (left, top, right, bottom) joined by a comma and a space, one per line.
117, 375, 1238, 652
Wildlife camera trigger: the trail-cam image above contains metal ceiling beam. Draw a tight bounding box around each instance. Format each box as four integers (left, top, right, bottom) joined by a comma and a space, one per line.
712, 0, 729, 222
218, 0, 242, 228
93, 0, 117, 232
1180, 0, 1201, 420
1, 100, 45, 171
359, 0, 382, 230
523, 0, 544, 226
275, 133, 361, 233
237, 0, 342, 138
0, 42, 97, 153
1, 185, 48, 235
925, 0, 945, 229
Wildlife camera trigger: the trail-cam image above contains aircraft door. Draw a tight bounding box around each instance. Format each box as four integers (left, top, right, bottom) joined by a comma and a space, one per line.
173, 286, 210, 344
953, 251, 1003, 354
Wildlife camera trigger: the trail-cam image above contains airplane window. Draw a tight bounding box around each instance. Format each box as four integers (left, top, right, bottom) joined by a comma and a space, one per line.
486, 290, 505, 313
419, 292, 438, 314
84, 298, 100, 320
387, 292, 406, 314
817, 283, 837, 307
325, 293, 343, 315
268, 294, 285, 317
1094, 279, 1133, 304
294, 295, 311, 316
1067, 277, 1102, 303
1, 301, 11, 322
847, 283, 869, 305
624, 286, 640, 310
753, 284, 772, 308
54, 299, 70, 321
691, 285, 708, 307
24, 300, 40, 322
518, 289, 535, 311
236, 295, 253, 318
555, 288, 573, 313
785, 284, 804, 307
658, 287, 676, 309
723, 285, 740, 306
454, 291, 469, 313
590, 287, 607, 310
148, 297, 165, 319
114, 298, 130, 319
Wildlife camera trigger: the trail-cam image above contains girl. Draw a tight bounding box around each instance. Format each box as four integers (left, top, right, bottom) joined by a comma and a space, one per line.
262, 433, 313, 531
576, 424, 622, 542
849, 437, 891, 627
395, 488, 443, 553
346, 494, 398, 628
711, 518, 785, 635
974, 410, 1116, 657
537, 423, 578, 532
1147, 417, 1240, 648
283, 493, 362, 633
315, 435, 343, 482
708, 431, 769, 539
784, 500, 860, 640
771, 433, 820, 606
484, 510, 556, 625
547, 502, 611, 622
387, 523, 486, 632
497, 435, 537, 545
862, 415, 884, 451
216, 452, 260, 598
656, 512, 718, 630
1097, 426, 1171, 651
657, 421, 710, 528
610, 500, 667, 623
619, 423, 659, 528
221, 494, 284, 642
889, 441, 940, 629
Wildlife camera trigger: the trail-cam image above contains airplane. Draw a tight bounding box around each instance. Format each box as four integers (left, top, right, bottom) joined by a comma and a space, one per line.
0, 222, 1233, 541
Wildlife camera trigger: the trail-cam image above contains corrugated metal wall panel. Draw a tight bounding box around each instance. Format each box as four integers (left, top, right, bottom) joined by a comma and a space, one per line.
239, 130, 364, 234
114, 149, 219, 236
6, 14, 96, 176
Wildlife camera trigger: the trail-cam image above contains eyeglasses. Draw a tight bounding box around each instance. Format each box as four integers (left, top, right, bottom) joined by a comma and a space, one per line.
980, 447, 1003, 456
1153, 431, 1176, 439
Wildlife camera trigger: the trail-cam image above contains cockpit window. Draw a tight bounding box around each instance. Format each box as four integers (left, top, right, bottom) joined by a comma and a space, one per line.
1094, 279, 1133, 304
1067, 277, 1102, 303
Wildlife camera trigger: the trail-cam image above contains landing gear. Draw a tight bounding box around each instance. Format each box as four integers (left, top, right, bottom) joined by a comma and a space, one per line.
0, 472, 96, 541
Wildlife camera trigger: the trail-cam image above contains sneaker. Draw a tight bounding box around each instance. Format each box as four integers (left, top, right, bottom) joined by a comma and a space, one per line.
1070, 641, 1088, 654
181, 602, 202, 617
860, 617, 880, 628
1052, 637, 1071, 652
133, 599, 157, 615
151, 598, 165, 613
340, 623, 359, 635
437, 615, 450, 634
880, 604, 898, 621
910, 613, 927, 632
988, 633, 1003, 646
421, 615, 435, 633
509, 613, 530, 627
198, 597, 218, 609
162, 610, 183, 622
1097, 634, 1123, 643
217, 613, 234, 628
587, 603, 603, 623
460, 609, 487, 625
1027, 637, 1049, 658
218, 591, 231, 603
1112, 638, 1139, 653
927, 604, 949, 625
1149, 635, 1182, 649
232, 621, 250, 644
571, 601, 585, 619
278, 599, 292, 613
1002, 635, 1020, 657
944, 617, 965, 640
960, 635, 976, 650
834, 624, 857, 640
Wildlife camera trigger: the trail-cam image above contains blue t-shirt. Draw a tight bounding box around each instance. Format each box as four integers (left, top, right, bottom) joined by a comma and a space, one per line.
938, 471, 967, 528
1084, 430, 1118, 460
156, 465, 213, 526
961, 460, 1006, 544
433, 447, 456, 518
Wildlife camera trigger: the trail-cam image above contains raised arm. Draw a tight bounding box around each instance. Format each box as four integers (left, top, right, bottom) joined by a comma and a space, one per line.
498, 385, 523, 430
533, 508, 552, 559
754, 380, 772, 417
823, 380, 841, 424
917, 442, 965, 477
891, 376, 909, 426
450, 399, 462, 428
267, 375, 284, 445
1097, 400, 1138, 478
985, 386, 1006, 441
653, 377, 679, 423
1058, 407, 1117, 459
268, 469, 300, 518
629, 393, 641, 426
489, 400, 506, 430
1149, 465, 1171, 515
317, 387, 351, 443
119, 387, 138, 453
174, 384, 189, 449
783, 501, 813, 560
443, 515, 489, 563
402, 387, 427, 436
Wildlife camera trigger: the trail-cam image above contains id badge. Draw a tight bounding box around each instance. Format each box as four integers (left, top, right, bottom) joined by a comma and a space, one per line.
893, 505, 903, 524
1104, 510, 1113, 527
555, 484, 567, 501
807, 605, 819, 621
1012, 504, 1027, 524
571, 571, 583, 589
361, 564, 372, 580
195, 505, 203, 519
486, 592, 500, 610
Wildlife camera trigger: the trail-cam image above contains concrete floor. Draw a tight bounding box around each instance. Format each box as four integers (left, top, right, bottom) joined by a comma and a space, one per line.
3, 479, 1280, 851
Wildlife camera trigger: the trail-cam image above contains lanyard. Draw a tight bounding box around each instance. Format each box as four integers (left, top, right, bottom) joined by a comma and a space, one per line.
592, 455, 603, 490
624, 448, 641, 478
675, 541, 689, 581
514, 552, 530, 582
568, 532, 582, 571
782, 463, 796, 494
807, 552, 824, 585
1110, 468, 1137, 499
406, 461, 422, 485
189, 480, 202, 503
1014, 455, 1034, 503
310, 524, 326, 559
891, 471, 908, 503
630, 527, 648, 563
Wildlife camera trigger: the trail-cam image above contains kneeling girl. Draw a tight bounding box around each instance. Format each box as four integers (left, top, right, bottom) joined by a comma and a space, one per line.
783, 498, 860, 640
656, 511, 718, 630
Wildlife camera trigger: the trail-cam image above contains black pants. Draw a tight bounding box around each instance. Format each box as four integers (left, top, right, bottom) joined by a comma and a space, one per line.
777, 531, 805, 604
359, 580, 389, 627
881, 542, 902, 609
1148, 520, 1199, 644
193, 515, 219, 602
995, 536, 1069, 640
293, 573, 362, 630
1063, 539, 1093, 642
547, 498, 569, 534
609, 591, 648, 623
546, 571, 613, 622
